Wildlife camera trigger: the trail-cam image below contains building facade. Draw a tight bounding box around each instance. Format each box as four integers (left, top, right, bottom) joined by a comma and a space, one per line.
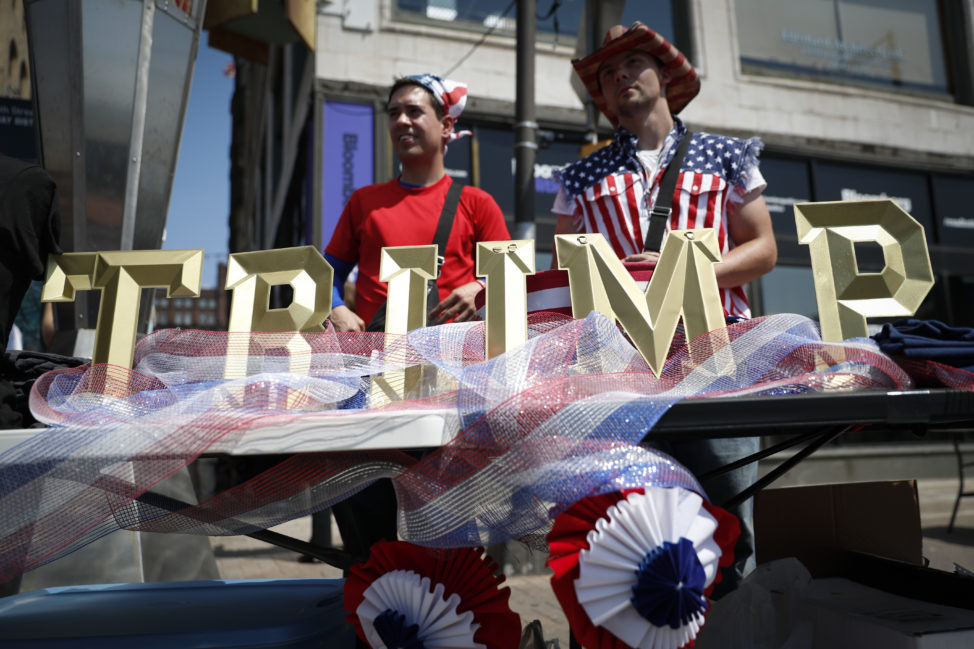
153, 263, 230, 331
229, 0, 974, 325
0, 0, 36, 161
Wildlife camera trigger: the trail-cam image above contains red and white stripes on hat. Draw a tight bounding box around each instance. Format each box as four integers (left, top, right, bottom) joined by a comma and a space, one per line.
403, 73, 472, 143
572, 21, 700, 126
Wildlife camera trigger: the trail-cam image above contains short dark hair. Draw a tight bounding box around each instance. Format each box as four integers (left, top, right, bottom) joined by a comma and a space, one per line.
387, 78, 444, 119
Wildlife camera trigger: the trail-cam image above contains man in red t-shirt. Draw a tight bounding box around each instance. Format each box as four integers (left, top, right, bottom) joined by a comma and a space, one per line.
324, 74, 510, 331
320, 76, 510, 585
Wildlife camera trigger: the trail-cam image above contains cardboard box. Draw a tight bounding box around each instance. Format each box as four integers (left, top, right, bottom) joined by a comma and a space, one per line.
754, 480, 923, 577
803, 578, 974, 648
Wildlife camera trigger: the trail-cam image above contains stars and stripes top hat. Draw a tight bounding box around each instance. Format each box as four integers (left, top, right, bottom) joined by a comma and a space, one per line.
573, 21, 700, 126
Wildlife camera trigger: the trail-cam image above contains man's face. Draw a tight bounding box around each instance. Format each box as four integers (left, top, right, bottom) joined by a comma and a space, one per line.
597, 49, 669, 121
387, 84, 453, 162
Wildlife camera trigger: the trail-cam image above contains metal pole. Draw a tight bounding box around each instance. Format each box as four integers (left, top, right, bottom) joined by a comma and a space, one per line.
513, 0, 536, 240
121, 0, 155, 252
584, 0, 600, 144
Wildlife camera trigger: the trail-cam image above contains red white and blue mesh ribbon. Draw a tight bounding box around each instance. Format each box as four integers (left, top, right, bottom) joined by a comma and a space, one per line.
0, 312, 919, 581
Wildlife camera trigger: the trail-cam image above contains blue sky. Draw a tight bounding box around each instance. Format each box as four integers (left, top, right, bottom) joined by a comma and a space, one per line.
164, 42, 234, 289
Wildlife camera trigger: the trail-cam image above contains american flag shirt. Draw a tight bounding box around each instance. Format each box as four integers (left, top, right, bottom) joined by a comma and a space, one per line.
555, 118, 764, 317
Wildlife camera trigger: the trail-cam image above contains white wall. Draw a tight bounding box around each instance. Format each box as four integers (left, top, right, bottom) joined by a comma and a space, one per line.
315, 0, 584, 113
316, 0, 974, 167
686, 0, 974, 166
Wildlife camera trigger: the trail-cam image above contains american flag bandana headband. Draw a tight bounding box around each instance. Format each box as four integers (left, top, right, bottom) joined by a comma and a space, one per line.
404, 73, 472, 143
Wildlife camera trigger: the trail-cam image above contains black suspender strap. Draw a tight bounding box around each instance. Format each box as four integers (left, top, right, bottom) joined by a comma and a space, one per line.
431, 179, 464, 276
643, 131, 693, 253
365, 178, 465, 332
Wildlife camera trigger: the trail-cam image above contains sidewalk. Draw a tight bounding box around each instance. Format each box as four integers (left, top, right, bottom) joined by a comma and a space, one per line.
211, 477, 974, 648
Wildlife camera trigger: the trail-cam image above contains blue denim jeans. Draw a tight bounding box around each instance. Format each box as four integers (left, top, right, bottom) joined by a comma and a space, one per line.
653, 435, 759, 598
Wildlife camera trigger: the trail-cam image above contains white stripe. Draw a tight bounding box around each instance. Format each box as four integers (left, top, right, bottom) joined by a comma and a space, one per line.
693, 173, 710, 229
606, 176, 639, 257
477, 280, 654, 319
615, 175, 641, 257
675, 172, 692, 231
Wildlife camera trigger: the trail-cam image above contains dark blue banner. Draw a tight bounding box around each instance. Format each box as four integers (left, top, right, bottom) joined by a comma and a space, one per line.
321, 101, 374, 245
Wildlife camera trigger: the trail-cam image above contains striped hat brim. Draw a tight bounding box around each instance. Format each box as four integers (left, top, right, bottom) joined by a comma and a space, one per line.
572, 21, 700, 126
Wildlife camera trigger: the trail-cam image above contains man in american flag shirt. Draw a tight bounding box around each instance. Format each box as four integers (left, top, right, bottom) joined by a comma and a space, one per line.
552, 21, 778, 597
552, 22, 777, 318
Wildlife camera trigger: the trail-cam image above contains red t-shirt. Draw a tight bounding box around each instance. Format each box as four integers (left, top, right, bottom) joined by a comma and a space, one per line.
325, 175, 511, 325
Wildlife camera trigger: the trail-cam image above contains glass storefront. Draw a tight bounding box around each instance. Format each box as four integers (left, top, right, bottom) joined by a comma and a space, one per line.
393, 0, 679, 46
735, 0, 952, 99
475, 123, 587, 268
756, 151, 974, 324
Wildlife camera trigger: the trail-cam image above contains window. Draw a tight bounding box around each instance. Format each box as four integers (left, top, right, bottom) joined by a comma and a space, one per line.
735, 0, 952, 98
393, 0, 681, 47
755, 149, 974, 322
757, 265, 818, 319
760, 154, 813, 266
475, 123, 590, 258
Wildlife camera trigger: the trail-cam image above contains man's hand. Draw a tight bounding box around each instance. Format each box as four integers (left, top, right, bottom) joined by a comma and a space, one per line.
329, 304, 365, 332
428, 281, 483, 324
623, 251, 660, 264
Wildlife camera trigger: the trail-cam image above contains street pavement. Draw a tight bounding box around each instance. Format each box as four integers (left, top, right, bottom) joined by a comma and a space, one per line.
211, 477, 974, 649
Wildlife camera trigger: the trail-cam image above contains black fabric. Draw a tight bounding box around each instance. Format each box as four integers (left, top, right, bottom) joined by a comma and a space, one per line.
0, 350, 86, 429
366, 180, 465, 332
330, 479, 399, 570
643, 132, 693, 253
0, 155, 63, 429
0, 155, 62, 351
873, 319, 974, 372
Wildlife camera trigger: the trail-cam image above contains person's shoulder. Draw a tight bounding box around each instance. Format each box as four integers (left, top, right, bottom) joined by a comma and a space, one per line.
557, 139, 629, 199
689, 131, 763, 160
564, 141, 618, 174
0, 156, 52, 187
691, 130, 762, 151
352, 178, 398, 197
456, 183, 503, 214
343, 179, 402, 212
689, 131, 764, 186
0, 154, 34, 178
456, 183, 493, 202
0, 158, 57, 204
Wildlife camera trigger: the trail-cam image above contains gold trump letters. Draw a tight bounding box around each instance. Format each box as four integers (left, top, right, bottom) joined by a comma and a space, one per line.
223, 246, 334, 378
369, 245, 439, 404
476, 240, 535, 360
43, 199, 936, 374
795, 199, 934, 342
555, 230, 725, 376
44, 250, 203, 368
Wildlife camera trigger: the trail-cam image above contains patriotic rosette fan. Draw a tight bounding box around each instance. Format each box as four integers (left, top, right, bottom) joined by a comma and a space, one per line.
547, 488, 740, 649
344, 540, 521, 649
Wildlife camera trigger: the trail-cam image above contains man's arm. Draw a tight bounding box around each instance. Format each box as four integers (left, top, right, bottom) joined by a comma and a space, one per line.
715, 189, 777, 288
550, 185, 583, 268
323, 195, 365, 332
